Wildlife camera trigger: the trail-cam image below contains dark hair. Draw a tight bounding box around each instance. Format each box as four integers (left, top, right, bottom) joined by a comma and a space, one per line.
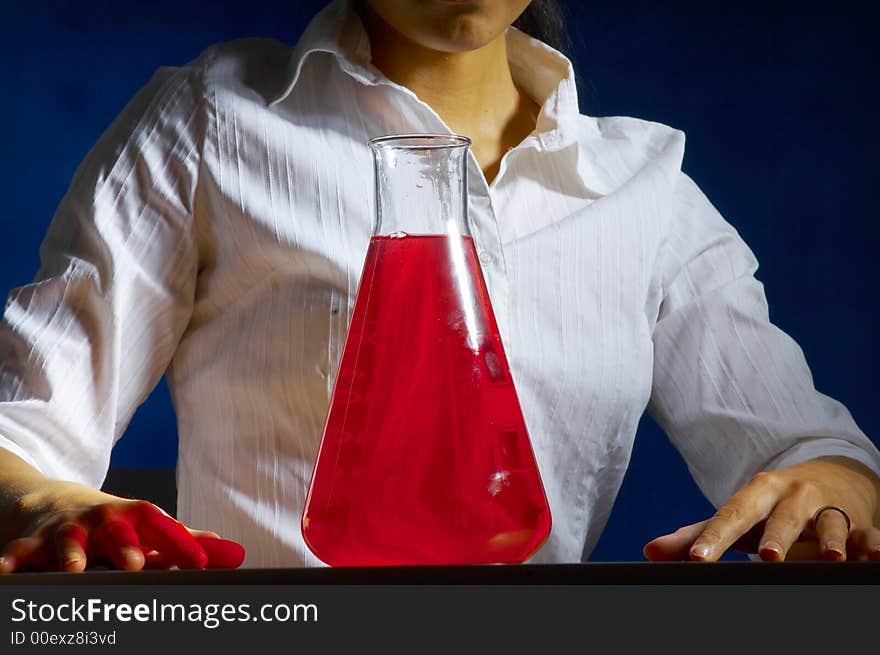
513, 0, 568, 54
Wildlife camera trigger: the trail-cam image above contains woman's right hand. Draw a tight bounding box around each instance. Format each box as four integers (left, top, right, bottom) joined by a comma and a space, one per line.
0, 483, 245, 573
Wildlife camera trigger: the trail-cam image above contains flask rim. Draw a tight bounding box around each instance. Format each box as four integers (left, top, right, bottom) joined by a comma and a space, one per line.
369, 133, 471, 151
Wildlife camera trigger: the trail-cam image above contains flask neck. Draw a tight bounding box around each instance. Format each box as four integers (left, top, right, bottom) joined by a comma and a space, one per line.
370, 134, 471, 237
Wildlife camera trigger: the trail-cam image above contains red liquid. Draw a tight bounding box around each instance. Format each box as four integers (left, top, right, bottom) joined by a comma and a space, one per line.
302, 234, 551, 566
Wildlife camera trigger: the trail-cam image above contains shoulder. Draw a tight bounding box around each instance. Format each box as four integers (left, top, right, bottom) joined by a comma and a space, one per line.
590, 115, 685, 161
567, 113, 737, 247
152, 38, 296, 108
197, 38, 295, 104
570, 113, 687, 195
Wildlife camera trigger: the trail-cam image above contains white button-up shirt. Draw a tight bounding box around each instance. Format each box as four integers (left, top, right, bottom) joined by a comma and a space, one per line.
1, 0, 878, 566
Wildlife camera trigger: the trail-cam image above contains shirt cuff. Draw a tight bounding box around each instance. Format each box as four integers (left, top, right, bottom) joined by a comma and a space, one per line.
0, 434, 46, 476
762, 437, 880, 481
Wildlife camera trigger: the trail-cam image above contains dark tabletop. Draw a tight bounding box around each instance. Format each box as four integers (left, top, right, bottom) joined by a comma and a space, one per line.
2, 562, 879, 585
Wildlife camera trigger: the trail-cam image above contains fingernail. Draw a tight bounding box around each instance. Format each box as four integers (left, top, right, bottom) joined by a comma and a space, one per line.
122, 547, 143, 566
823, 543, 846, 561
759, 541, 783, 560
690, 544, 711, 560
63, 554, 83, 569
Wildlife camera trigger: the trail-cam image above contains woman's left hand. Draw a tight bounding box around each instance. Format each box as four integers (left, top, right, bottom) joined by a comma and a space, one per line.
643, 456, 880, 562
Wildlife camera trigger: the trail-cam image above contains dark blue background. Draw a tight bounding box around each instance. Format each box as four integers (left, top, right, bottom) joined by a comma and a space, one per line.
0, 1, 877, 561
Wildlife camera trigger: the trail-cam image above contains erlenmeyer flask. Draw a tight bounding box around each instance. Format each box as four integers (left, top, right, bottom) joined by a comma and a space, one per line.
302, 134, 551, 566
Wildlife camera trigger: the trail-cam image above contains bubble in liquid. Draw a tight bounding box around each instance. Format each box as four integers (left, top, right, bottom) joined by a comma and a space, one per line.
487, 470, 511, 496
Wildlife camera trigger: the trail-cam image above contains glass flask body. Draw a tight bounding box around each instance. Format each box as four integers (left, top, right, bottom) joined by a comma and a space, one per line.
302, 135, 551, 566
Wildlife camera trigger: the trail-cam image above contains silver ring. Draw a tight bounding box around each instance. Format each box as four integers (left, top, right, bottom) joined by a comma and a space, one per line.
812, 505, 852, 536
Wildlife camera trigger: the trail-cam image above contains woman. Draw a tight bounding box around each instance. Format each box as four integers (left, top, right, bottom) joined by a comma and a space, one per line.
0, 0, 878, 571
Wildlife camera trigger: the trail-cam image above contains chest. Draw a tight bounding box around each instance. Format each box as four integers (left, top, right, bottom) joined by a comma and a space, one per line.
193, 101, 668, 439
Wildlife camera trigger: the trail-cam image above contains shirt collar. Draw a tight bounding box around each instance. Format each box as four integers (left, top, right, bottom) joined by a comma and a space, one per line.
269, 0, 581, 149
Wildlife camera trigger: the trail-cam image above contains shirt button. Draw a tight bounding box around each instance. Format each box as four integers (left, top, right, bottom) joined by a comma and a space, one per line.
478, 251, 495, 265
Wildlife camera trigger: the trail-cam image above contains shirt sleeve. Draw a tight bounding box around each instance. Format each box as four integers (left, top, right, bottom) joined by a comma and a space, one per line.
0, 62, 205, 488
647, 172, 880, 509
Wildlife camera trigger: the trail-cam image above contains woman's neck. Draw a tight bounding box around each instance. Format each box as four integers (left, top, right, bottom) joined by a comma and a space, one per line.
365, 14, 537, 184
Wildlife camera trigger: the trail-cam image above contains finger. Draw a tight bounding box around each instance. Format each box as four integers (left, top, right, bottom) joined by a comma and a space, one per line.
141, 544, 241, 570
848, 527, 880, 561
196, 536, 246, 569
130, 504, 207, 570
1, 538, 38, 573
142, 550, 174, 570
643, 520, 709, 561
645, 520, 768, 561
758, 494, 813, 561
90, 519, 145, 571
814, 507, 849, 561
53, 523, 88, 572
690, 473, 780, 561
1, 537, 49, 573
